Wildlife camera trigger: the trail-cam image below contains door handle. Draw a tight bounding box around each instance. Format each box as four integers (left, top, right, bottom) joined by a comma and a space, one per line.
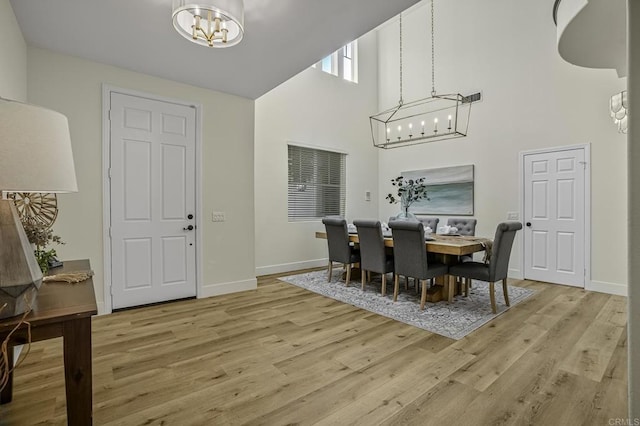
526, 222, 532, 227
183, 225, 194, 231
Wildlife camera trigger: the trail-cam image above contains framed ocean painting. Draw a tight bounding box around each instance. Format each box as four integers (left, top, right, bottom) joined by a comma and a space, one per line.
403, 165, 474, 215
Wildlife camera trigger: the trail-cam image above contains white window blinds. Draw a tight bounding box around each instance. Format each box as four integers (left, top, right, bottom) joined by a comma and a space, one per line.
288, 145, 346, 221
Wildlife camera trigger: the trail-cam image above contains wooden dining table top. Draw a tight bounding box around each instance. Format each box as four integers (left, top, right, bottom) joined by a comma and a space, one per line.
315, 231, 487, 256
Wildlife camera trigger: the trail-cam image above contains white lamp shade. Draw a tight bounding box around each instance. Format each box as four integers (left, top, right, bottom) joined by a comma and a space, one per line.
0, 98, 78, 193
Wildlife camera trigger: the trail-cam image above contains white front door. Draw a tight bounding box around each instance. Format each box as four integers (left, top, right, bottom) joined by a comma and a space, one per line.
109, 92, 197, 309
523, 147, 586, 287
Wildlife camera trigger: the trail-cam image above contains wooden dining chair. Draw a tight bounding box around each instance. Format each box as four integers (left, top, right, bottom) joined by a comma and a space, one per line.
353, 219, 394, 296
448, 222, 522, 313
389, 220, 448, 309
321, 217, 360, 286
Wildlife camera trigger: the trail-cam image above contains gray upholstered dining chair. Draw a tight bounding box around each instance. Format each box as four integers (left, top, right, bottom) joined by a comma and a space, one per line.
418, 217, 440, 263
448, 221, 523, 314
388, 216, 417, 223
322, 217, 360, 286
418, 217, 439, 232
389, 220, 448, 310
447, 218, 477, 236
447, 218, 477, 263
354, 220, 394, 296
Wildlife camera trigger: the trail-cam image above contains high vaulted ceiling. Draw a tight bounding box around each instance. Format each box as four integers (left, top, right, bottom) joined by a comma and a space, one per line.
10, 0, 420, 99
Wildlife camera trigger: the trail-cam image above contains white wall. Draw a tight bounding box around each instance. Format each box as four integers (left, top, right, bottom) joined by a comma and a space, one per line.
27, 47, 256, 313
0, 0, 26, 101
254, 31, 380, 275
376, 1, 627, 292
627, 0, 639, 417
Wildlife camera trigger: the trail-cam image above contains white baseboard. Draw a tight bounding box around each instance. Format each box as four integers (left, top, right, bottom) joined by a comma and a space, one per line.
512, 272, 627, 297
199, 277, 257, 298
586, 280, 628, 297
508, 268, 524, 280
94, 280, 258, 316
256, 258, 327, 276
96, 301, 107, 316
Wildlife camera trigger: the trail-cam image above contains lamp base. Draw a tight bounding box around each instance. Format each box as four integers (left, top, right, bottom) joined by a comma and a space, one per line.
0, 287, 38, 319
0, 199, 43, 319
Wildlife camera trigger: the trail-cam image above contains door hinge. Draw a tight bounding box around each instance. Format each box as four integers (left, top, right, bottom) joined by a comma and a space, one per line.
108, 109, 111, 121
579, 161, 587, 169
108, 227, 112, 238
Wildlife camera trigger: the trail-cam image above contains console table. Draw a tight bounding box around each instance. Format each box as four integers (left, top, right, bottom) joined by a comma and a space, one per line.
0, 259, 97, 425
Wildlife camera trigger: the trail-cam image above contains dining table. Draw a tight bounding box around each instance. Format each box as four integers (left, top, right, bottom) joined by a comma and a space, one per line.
315, 230, 488, 303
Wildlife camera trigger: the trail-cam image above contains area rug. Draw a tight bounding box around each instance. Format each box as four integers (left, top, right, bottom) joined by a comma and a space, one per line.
279, 270, 535, 340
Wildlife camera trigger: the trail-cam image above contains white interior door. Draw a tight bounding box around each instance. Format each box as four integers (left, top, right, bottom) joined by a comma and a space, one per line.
523, 148, 586, 287
109, 92, 196, 309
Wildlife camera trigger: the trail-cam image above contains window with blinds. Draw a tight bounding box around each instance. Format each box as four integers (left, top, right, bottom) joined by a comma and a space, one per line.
287, 145, 346, 221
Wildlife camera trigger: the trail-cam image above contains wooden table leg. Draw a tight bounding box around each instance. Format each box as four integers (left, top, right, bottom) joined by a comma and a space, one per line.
0, 345, 14, 404
63, 317, 93, 426
448, 275, 456, 302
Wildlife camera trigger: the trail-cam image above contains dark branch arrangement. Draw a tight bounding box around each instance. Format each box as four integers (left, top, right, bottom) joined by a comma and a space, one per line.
386, 176, 429, 209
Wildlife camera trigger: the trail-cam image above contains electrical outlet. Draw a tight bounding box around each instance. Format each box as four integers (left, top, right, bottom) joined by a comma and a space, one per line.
507, 211, 519, 220
212, 212, 226, 222
365, 190, 371, 202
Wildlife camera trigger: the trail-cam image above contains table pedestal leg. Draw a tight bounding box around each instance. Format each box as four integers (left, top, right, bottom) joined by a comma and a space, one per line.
447, 275, 456, 302
63, 317, 93, 425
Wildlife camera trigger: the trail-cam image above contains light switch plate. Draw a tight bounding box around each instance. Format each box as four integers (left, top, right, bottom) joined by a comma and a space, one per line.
212, 212, 226, 222
507, 211, 519, 220
365, 190, 371, 202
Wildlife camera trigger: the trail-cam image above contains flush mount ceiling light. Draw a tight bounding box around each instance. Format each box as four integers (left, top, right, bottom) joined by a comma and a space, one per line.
172, 0, 244, 48
610, 90, 627, 134
370, 1, 480, 149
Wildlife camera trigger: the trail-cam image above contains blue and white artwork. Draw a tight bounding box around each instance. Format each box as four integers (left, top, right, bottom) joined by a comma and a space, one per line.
403, 165, 474, 215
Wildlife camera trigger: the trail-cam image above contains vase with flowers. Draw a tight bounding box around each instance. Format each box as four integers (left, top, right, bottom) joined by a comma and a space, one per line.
386, 176, 429, 220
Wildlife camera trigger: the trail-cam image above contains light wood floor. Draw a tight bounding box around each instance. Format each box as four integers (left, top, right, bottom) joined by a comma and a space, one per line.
0, 270, 628, 425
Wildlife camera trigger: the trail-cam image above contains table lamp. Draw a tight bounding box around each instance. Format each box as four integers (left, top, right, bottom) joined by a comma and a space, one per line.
0, 97, 78, 319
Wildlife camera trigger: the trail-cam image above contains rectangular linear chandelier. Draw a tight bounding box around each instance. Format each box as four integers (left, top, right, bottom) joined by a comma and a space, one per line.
371, 1, 480, 149
370, 92, 479, 149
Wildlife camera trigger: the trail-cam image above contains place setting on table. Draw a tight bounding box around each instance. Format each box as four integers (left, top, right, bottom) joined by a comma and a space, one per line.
348, 221, 435, 240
